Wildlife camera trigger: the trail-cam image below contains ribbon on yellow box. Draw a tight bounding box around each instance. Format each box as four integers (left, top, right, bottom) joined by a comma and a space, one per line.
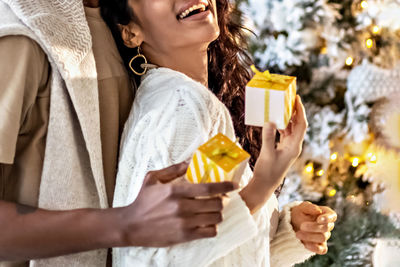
186, 133, 250, 184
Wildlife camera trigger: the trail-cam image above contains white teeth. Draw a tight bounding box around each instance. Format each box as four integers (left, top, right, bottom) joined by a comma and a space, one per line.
179, 3, 207, 20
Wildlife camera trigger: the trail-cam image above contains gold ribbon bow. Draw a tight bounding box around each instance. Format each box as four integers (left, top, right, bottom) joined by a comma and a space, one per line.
200, 139, 240, 183
250, 65, 291, 86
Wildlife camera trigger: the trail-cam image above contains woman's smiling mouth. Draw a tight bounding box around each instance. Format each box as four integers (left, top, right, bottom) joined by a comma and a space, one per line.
177, 2, 211, 20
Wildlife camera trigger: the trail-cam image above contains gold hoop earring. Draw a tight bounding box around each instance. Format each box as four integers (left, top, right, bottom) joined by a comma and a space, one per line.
129, 46, 148, 76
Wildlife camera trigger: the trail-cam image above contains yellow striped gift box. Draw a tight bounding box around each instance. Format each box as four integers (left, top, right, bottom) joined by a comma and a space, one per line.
245, 66, 297, 130
186, 133, 250, 184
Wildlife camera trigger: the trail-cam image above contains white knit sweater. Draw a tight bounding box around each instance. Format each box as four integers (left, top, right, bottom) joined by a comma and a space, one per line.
114, 68, 314, 267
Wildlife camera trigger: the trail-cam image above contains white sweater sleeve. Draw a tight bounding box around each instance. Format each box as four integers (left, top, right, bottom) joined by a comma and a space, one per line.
113, 68, 258, 267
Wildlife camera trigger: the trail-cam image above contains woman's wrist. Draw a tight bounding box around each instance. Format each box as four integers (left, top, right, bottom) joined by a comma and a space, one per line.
239, 174, 278, 214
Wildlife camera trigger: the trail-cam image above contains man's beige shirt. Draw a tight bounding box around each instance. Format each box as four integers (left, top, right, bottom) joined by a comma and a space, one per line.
0, 6, 133, 266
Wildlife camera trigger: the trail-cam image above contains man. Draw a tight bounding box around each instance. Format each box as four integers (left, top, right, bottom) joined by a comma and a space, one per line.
0, 0, 336, 266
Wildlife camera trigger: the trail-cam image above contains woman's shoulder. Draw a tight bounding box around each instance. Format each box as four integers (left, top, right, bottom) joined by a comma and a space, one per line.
131, 67, 233, 134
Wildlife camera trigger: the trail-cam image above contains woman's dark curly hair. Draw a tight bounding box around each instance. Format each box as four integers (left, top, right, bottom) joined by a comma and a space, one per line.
100, 0, 262, 167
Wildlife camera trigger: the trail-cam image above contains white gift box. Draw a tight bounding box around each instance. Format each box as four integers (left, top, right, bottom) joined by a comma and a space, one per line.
245, 67, 297, 130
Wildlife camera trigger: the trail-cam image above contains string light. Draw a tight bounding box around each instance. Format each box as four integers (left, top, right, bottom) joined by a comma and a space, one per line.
360, 1, 368, 9
370, 155, 377, 163
366, 152, 377, 163
352, 157, 360, 167
366, 38, 374, 49
328, 189, 337, 197
348, 195, 356, 202
304, 162, 314, 174
316, 169, 325, 176
345, 57, 354, 66
330, 152, 338, 161
372, 25, 380, 34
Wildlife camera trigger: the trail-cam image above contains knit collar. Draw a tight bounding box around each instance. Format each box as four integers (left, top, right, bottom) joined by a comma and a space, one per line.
2, 0, 92, 78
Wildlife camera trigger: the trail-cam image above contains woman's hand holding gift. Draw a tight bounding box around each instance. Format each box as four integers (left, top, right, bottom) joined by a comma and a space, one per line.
240, 95, 308, 213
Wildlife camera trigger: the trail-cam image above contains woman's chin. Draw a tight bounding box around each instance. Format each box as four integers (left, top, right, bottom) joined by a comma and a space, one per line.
198, 26, 220, 45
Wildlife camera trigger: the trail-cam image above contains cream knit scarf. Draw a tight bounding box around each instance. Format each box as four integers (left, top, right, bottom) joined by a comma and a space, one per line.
0, 0, 108, 266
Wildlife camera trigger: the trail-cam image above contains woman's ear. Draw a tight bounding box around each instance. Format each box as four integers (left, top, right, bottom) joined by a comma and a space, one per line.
119, 23, 143, 48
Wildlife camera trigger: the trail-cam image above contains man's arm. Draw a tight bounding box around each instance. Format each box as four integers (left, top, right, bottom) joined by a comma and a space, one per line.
0, 162, 236, 261
0, 200, 118, 260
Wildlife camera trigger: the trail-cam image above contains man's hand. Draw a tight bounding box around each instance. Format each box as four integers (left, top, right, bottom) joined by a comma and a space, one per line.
0, 162, 236, 261
115, 162, 238, 247
291, 201, 337, 255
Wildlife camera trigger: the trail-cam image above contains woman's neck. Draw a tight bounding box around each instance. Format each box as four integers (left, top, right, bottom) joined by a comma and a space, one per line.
146, 46, 209, 87
83, 0, 99, 8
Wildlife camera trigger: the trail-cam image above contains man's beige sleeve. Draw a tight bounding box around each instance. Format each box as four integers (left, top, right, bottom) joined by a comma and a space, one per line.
0, 35, 47, 164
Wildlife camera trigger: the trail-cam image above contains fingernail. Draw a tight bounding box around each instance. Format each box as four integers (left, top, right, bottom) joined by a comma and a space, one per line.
318, 217, 326, 223
298, 95, 303, 102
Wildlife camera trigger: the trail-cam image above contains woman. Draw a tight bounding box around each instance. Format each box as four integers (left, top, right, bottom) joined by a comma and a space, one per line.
100, 0, 336, 266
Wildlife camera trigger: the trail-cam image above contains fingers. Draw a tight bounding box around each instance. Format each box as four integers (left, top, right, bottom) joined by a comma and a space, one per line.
174, 212, 223, 243
177, 197, 224, 214
294, 95, 308, 130
278, 96, 307, 159
289, 96, 307, 143
173, 213, 223, 243
296, 231, 331, 244
280, 119, 293, 138
186, 212, 223, 228
172, 182, 237, 198
261, 122, 277, 153
303, 241, 328, 255
299, 201, 323, 216
284, 96, 307, 142
300, 222, 335, 233
144, 162, 189, 185
295, 204, 333, 255
171, 225, 218, 245
317, 206, 338, 224
191, 225, 218, 239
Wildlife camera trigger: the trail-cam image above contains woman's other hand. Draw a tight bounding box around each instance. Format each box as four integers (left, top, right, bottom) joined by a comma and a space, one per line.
291, 201, 337, 255
240, 95, 308, 213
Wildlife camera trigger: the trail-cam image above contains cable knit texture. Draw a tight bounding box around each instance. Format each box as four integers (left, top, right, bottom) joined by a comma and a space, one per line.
114, 68, 313, 267
0, 1, 108, 266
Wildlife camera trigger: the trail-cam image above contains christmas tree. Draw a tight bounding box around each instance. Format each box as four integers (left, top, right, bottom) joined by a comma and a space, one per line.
237, 0, 400, 265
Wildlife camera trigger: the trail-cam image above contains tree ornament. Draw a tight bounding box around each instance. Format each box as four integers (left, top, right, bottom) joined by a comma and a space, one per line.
373, 239, 400, 266
370, 93, 400, 152
347, 60, 400, 103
